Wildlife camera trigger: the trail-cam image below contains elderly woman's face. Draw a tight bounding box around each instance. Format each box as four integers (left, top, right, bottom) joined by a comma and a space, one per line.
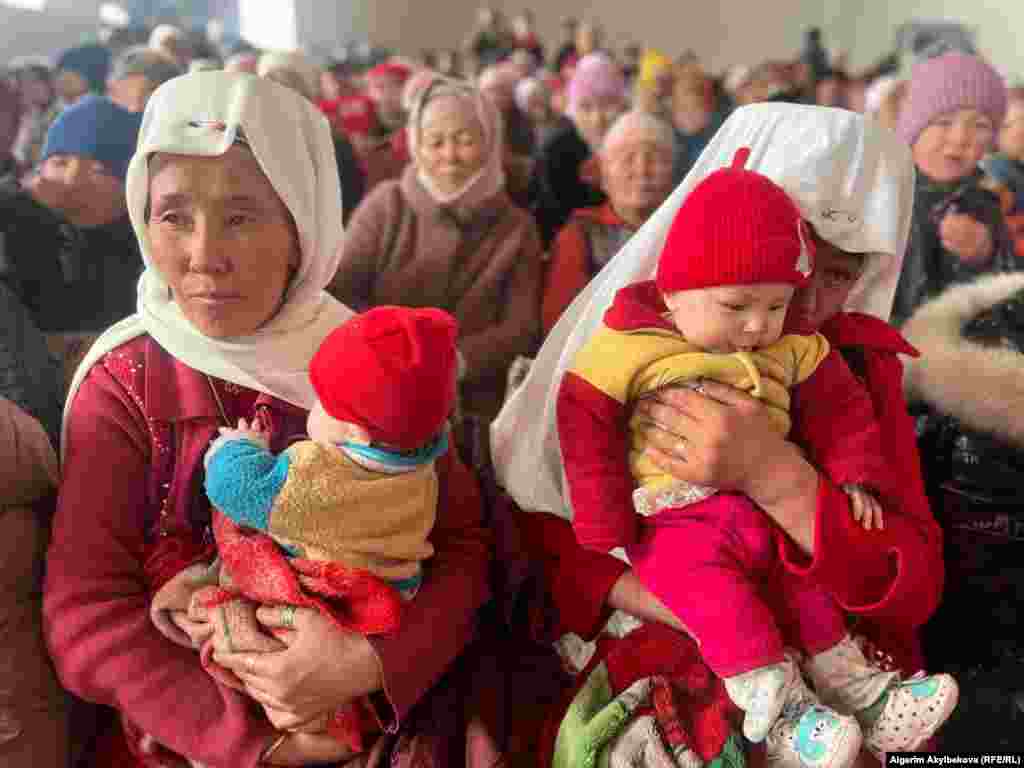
417, 95, 487, 196
107, 74, 159, 114
601, 139, 674, 221
146, 145, 300, 339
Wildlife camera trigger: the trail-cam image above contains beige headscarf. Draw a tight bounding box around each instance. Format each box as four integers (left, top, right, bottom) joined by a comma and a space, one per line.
491, 103, 916, 520
62, 72, 353, 453
407, 77, 506, 208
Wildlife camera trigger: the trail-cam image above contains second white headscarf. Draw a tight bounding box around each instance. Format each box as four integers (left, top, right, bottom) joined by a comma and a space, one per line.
491, 103, 916, 520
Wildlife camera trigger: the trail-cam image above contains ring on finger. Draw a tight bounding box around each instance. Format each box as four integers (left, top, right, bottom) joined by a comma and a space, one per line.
280, 605, 296, 629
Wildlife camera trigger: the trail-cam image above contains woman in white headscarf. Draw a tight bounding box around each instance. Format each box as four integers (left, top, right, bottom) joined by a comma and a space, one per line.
43, 72, 492, 768
490, 104, 950, 762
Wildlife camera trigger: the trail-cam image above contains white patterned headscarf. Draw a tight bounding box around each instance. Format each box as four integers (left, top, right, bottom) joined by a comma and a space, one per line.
491, 103, 916, 519
62, 71, 354, 453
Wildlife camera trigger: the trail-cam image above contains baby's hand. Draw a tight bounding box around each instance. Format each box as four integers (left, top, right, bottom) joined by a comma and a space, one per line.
217, 416, 270, 447
843, 484, 884, 531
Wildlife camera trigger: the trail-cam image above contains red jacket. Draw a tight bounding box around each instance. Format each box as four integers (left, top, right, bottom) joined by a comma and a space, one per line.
542, 203, 635, 336
44, 336, 492, 767
558, 281, 885, 552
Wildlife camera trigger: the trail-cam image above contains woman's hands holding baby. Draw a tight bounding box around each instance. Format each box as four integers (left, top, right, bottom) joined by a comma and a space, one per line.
213, 604, 383, 731
635, 379, 820, 554
939, 209, 994, 265
217, 416, 271, 448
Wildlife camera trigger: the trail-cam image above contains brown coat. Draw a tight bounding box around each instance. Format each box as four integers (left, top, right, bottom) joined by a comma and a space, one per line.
0, 396, 74, 768
329, 166, 543, 424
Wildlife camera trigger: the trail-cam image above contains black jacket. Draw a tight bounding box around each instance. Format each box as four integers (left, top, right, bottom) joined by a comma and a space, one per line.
530, 118, 605, 247
902, 274, 1024, 749
0, 178, 141, 333
892, 171, 1019, 325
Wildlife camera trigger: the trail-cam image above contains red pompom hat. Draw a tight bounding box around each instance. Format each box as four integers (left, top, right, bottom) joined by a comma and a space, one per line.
655, 147, 815, 294
309, 307, 459, 451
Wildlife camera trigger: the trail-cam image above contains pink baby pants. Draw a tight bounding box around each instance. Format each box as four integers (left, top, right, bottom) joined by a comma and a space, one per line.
625, 491, 848, 677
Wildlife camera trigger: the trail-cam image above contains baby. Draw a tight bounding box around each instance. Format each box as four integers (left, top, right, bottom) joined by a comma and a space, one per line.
558, 148, 957, 766
198, 305, 458, 753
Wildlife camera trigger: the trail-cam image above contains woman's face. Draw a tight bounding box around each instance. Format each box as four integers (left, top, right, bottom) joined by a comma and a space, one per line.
38, 154, 126, 228
573, 94, 624, 149
601, 139, 674, 225
912, 108, 995, 183
789, 234, 866, 331
417, 95, 487, 196
146, 145, 301, 339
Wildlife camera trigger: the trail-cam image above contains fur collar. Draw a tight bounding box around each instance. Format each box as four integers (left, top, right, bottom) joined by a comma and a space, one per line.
902, 272, 1024, 447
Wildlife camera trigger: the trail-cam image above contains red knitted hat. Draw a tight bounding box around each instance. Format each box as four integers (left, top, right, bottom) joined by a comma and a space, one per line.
309, 306, 459, 452
655, 148, 815, 294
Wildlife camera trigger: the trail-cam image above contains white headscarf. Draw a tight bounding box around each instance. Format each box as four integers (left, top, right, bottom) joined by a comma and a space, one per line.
490, 103, 916, 519
408, 77, 506, 208
62, 72, 353, 452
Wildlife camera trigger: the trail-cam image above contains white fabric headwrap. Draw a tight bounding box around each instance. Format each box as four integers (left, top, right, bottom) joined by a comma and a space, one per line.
491, 103, 916, 520
62, 72, 353, 453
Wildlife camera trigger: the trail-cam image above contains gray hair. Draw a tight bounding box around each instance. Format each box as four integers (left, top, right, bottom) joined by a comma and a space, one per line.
600, 110, 676, 155
109, 46, 183, 87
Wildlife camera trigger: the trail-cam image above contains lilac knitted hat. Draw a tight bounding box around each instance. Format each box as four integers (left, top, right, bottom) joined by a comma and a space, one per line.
566, 53, 625, 115
897, 51, 1007, 147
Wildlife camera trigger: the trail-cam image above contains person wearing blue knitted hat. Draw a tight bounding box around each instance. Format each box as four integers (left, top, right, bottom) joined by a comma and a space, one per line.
54, 43, 112, 106
0, 94, 143, 333
39, 94, 142, 186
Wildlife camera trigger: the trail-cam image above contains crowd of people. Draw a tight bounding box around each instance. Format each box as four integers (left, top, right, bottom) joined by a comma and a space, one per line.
1, 6, 1024, 768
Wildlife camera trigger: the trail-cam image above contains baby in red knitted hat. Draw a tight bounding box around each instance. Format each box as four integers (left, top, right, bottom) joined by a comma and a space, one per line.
190, 305, 458, 754
556, 149, 951, 765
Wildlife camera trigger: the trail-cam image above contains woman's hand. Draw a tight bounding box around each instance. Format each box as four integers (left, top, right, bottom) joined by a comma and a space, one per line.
212, 605, 384, 730
262, 731, 361, 766
169, 610, 215, 649
634, 380, 787, 495
939, 211, 994, 265
634, 380, 820, 553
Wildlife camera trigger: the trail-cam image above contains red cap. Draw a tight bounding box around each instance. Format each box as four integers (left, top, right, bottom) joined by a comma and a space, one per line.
309, 307, 459, 451
655, 147, 815, 294
366, 61, 413, 83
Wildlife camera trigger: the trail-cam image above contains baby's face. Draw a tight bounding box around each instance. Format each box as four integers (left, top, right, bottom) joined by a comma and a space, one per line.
663, 283, 795, 354
306, 400, 370, 446
912, 108, 994, 183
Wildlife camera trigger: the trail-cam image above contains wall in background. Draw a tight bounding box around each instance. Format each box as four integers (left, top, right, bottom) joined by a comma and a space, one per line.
0, 1, 102, 63
299, 1, 1021, 80
3, 1, 1020, 81
829, 2, 1024, 80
